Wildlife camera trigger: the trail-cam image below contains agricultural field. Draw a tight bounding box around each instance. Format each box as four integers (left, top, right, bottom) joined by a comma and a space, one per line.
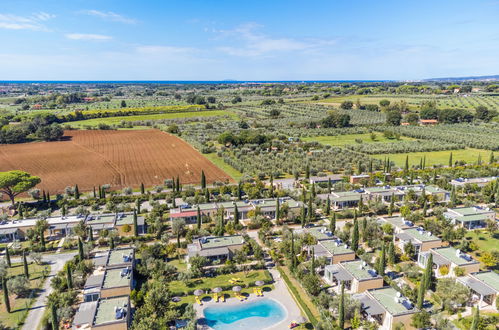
0, 129, 232, 193
302, 133, 413, 146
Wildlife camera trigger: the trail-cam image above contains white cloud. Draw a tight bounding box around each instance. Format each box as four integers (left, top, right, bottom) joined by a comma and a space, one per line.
0, 12, 55, 31
66, 33, 112, 41
216, 23, 337, 57
82, 10, 137, 24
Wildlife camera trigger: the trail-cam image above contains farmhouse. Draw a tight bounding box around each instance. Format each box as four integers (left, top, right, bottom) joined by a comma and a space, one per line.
354, 287, 418, 330
394, 227, 442, 254
72, 295, 130, 330
450, 176, 497, 188
324, 260, 383, 293
83, 266, 134, 302
443, 206, 496, 229
187, 235, 245, 261
418, 246, 480, 278
309, 238, 356, 264
169, 197, 302, 223
457, 271, 499, 309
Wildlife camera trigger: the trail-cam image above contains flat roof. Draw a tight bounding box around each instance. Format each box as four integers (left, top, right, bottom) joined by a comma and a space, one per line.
93, 296, 128, 325
369, 287, 415, 316
115, 213, 143, 226
433, 247, 478, 266
448, 207, 494, 217
0, 215, 82, 230
102, 268, 131, 289
403, 228, 440, 242
341, 260, 380, 281
108, 248, 134, 267
86, 214, 116, 225
200, 235, 244, 249
320, 239, 354, 255
306, 226, 335, 241
73, 301, 98, 326
379, 216, 412, 229
473, 271, 499, 292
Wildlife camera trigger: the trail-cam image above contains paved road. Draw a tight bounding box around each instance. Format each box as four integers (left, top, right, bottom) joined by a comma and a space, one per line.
21, 252, 76, 330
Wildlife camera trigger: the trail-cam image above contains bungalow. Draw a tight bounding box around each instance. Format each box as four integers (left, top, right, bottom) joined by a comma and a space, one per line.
83, 266, 133, 302
350, 174, 370, 184
0, 215, 83, 242
93, 248, 135, 270
418, 246, 480, 278
72, 295, 130, 330
444, 206, 496, 229
328, 190, 363, 209
309, 238, 356, 264
86, 212, 146, 237
0, 228, 23, 242
324, 260, 383, 293
302, 226, 336, 241
457, 271, 499, 309
309, 174, 344, 185
378, 216, 414, 234
187, 235, 245, 262
394, 227, 442, 254
450, 176, 497, 188
354, 287, 418, 330
364, 186, 404, 203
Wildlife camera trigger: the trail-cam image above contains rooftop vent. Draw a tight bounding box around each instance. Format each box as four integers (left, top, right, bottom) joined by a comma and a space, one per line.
456, 249, 461, 257
427, 231, 432, 236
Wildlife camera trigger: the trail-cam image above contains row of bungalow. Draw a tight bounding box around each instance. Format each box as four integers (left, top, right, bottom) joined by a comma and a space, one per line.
0, 212, 146, 243
73, 247, 135, 330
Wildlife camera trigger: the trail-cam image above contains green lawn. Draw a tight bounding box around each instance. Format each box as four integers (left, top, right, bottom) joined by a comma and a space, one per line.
168, 270, 272, 296
67, 110, 235, 127
372, 148, 490, 167
302, 133, 412, 146
167, 258, 188, 272
0, 262, 49, 328
453, 312, 499, 330
464, 230, 499, 253
204, 153, 243, 181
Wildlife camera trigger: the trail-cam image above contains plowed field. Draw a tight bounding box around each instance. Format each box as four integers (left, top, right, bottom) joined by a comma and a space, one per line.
0, 129, 232, 193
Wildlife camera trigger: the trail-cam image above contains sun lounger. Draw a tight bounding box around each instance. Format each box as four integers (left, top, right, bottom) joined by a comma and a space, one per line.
253, 288, 259, 296
220, 294, 225, 302
195, 296, 203, 305
213, 293, 219, 302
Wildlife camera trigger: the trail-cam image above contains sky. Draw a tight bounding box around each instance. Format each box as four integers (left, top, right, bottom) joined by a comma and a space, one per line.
0, 0, 498, 81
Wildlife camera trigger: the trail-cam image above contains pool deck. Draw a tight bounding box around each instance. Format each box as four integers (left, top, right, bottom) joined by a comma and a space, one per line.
194, 269, 303, 330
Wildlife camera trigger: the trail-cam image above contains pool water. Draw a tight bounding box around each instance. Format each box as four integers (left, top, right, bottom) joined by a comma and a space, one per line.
202, 298, 286, 330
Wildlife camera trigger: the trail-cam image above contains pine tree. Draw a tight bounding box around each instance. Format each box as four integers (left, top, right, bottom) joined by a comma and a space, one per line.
133, 209, 138, 236
140, 183, 145, 194
449, 152, 453, 167
23, 250, 29, 279
325, 196, 330, 216
201, 170, 206, 189
2, 277, 10, 313
197, 206, 202, 229
470, 306, 479, 330
416, 283, 425, 309
338, 281, 345, 328
51, 304, 58, 330
275, 198, 280, 221
377, 244, 386, 276
74, 184, 80, 199
5, 247, 11, 267
78, 237, 84, 261
351, 218, 359, 251
66, 266, 73, 289
330, 212, 336, 235
423, 254, 433, 291
388, 241, 395, 265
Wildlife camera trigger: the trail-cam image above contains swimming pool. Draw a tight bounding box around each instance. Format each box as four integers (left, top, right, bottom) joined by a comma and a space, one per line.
202, 298, 287, 330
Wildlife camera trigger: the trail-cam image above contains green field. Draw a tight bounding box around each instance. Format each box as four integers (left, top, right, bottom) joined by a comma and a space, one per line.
303, 133, 413, 146
67, 110, 235, 127
204, 153, 243, 181
464, 231, 498, 254
372, 148, 491, 167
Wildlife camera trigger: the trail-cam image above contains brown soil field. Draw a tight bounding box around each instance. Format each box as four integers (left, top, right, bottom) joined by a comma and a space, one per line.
0, 129, 232, 193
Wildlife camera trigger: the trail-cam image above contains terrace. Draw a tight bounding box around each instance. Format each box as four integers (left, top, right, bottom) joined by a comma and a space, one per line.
310, 238, 356, 264
73, 296, 130, 329
324, 260, 383, 293
418, 246, 480, 277
394, 227, 442, 254
444, 206, 496, 229
457, 271, 499, 309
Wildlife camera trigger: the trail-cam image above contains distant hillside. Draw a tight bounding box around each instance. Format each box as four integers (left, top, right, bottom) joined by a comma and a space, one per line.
424, 75, 499, 82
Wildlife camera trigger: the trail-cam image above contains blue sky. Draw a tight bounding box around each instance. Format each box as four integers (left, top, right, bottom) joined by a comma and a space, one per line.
0, 0, 498, 80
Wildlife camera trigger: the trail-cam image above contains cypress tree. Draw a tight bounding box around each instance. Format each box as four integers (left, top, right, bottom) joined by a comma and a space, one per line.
389, 194, 394, 216
423, 254, 434, 291
423, 199, 428, 217
197, 206, 202, 229
416, 283, 425, 310
98, 185, 102, 199
61, 204, 67, 217
311, 183, 316, 197
388, 241, 395, 265
301, 205, 306, 227
51, 304, 58, 330
23, 250, 29, 279
78, 237, 84, 261
330, 212, 336, 234
101, 187, 106, 199
269, 175, 274, 197
377, 244, 386, 276
404, 155, 409, 174
301, 187, 306, 202
140, 183, 145, 194
18, 203, 23, 218
290, 230, 296, 270
358, 195, 364, 214
136, 199, 141, 214
205, 188, 210, 202
450, 185, 457, 207
477, 154, 482, 166
449, 152, 453, 167
489, 152, 495, 164
2, 277, 10, 313
310, 247, 315, 275
74, 184, 80, 199
176, 176, 180, 193
93, 186, 96, 198
275, 198, 280, 221
369, 159, 373, 173
327, 178, 332, 194
423, 155, 426, 169
172, 195, 177, 208
110, 237, 115, 250
361, 218, 368, 242
5, 247, 11, 267
419, 157, 423, 170
305, 164, 310, 179
351, 218, 359, 251
40, 228, 46, 251
470, 306, 479, 330
237, 182, 242, 200
133, 209, 139, 236
66, 266, 73, 289
307, 198, 313, 224
88, 227, 94, 242
325, 196, 330, 216
338, 281, 345, 328
201, 170, 206, 189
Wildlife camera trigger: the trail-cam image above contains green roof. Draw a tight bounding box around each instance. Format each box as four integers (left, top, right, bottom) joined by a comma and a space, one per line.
380, 216, 410, 228
424, 185, 448, 194
369, 287, 414, 316
320, 240, 354, 255
473, 271, 499, 291
93, 296, 128, 325
342, 260, 379, 281
115, 214, 134, 226
108, 248, 134, 267
449, 207, 492, 216
200, 235, 244, 249
455, 214, 490, 222
434, 247, 477, 266
88, 214, 115, 225
307, 227, 335, 241
404, 228, 440, 242
102, 268, 131, 289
